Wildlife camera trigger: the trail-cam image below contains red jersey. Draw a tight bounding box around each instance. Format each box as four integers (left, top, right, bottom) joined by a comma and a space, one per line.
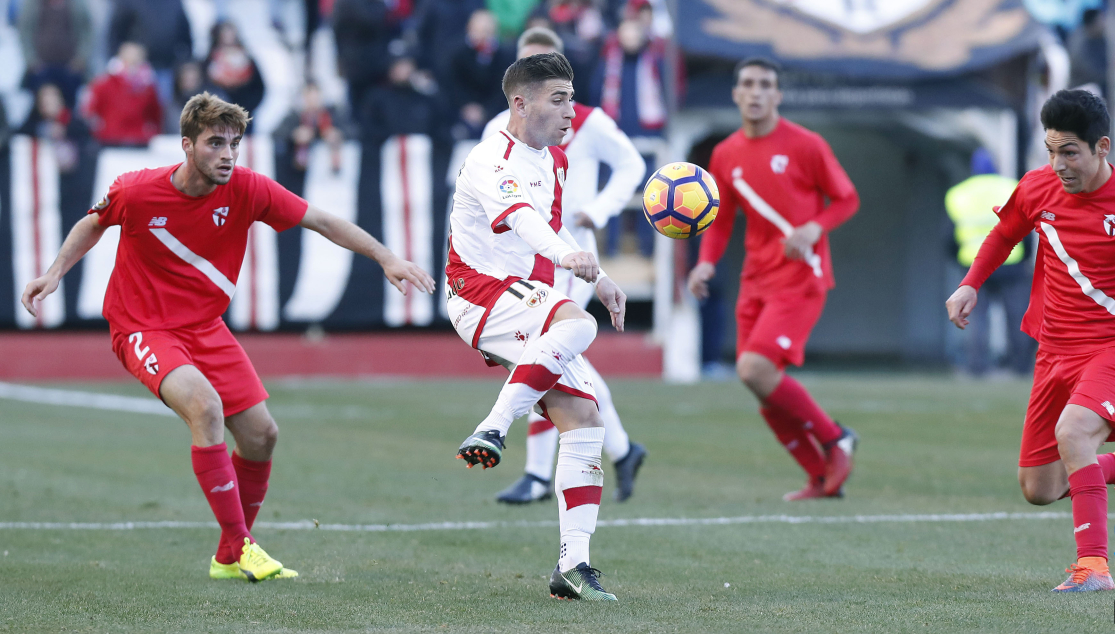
90, 164, 307, 333
698, 118, 859, 295
961, 164, 1115, 355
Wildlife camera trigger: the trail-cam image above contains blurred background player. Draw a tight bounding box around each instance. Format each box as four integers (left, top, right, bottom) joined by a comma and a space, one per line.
21, 92, 436, 582
944, 148, 1034, 377
947, 89, 1115, 592
447, 53, 627, 600
687, 58, 860, 501
482, 27, 648, 505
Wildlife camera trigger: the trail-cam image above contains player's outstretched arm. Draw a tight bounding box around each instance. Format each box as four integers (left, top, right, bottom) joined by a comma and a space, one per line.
21, 214, 107, 317
595, 276, 627, 332
299, 205, 436, 296
560, 251, 600, 283
946, 285, 978, 330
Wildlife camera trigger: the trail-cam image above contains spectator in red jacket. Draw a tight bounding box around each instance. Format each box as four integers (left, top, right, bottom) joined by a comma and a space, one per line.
82, 42, 163, 147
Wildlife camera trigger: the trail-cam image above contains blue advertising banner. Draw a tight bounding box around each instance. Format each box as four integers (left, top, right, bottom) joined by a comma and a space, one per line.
680, 0, 1042, 80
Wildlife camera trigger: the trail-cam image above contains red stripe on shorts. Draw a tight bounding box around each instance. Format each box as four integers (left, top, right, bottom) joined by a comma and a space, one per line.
510, 364, 562, 392
562, 485, 603, 509
528, 418, 556, 435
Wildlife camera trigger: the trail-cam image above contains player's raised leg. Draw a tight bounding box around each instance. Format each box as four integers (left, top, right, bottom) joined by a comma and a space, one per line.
542, 389, 616, 601
1051, 405, 1115, 592
159, 366, 283, 582
458, 303, 598, 469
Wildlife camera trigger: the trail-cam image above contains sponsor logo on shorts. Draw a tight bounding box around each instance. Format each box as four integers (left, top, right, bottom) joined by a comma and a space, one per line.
148, 217, 167, 227
452, 304, 472, 330
776, 335, 792, 350
144, 354, 159, 375
1103, 401, 1115, 416
497, 176, 523, 201
526, 288, 548, 308
771, 155, 789, 174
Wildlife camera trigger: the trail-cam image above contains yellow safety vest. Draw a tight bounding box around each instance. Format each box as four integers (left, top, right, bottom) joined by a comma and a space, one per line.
945, 174, 1023, 267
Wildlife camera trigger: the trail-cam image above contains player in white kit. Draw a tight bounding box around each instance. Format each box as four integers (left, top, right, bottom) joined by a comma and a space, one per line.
448, 52, 627, 601
482, 28, 648, 506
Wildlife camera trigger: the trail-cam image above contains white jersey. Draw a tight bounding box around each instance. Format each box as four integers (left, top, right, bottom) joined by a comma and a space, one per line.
482, 104, 645, 305
446, 129, 577, 310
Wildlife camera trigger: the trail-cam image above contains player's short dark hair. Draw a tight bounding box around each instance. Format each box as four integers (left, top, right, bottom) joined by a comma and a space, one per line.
517, 27, 564, 54
502, 52, 574, 105
1040, 89, 1110, 151
180, 91, 251, 142
735, 57, 782, 87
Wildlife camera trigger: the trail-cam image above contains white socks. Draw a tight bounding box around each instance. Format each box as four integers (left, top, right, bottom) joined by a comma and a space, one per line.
475, 318, 597, 437
556, 427, 605, 572
524, 413, 560, 481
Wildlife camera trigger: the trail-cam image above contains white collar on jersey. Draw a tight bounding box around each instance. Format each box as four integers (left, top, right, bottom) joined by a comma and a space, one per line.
501, 129, 548, 158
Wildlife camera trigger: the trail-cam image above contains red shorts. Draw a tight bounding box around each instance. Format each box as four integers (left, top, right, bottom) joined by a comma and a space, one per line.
1019, 346, 1115, 467
735, 287, 827, 369
110, 318, 268, 418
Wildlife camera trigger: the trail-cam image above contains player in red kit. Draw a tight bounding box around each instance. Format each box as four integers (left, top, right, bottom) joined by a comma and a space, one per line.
21, 93, 436, 581
947, 89, 1115, 592
687, 58, 860, 501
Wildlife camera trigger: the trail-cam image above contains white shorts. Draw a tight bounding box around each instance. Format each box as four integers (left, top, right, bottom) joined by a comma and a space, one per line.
448, 279, 598, 405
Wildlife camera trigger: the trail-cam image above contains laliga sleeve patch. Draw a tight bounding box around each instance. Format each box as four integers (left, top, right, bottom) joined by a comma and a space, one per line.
497, 175, 524, 201
92, 193, 110, 210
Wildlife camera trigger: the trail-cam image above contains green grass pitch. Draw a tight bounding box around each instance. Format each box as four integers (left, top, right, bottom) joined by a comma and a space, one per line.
2, 375, 1114, 632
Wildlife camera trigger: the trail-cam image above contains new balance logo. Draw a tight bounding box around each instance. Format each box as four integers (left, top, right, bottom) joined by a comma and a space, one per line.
148, 217, 167, 227
210, 481, 235, 493
1104, 401, 1115, 415
1075, 522, 1091, 533
213, 207, 229, 226
1041, 210, 1055, 222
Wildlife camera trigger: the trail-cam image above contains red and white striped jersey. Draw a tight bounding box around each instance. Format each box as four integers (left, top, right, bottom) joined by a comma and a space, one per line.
446, 130, 575, 309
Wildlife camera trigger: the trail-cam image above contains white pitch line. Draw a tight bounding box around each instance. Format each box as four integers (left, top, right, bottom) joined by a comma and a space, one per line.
0, 381, 175, 417
0, 511, 1076, 533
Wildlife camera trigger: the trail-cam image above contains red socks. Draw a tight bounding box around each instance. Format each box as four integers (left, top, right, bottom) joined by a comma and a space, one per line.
760, 407, 825, 478
1068, 464, 1109, 560
764, 374, 842, 445
191, 444, 251, 565
231, 452, 271, 531
1098, 453, 1115, 484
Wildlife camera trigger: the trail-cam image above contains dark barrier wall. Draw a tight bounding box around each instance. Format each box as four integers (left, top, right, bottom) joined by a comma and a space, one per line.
1, 134, 452, 331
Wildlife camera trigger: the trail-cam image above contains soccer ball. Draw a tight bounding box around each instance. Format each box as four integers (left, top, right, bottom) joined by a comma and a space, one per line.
642, 162, 720, 239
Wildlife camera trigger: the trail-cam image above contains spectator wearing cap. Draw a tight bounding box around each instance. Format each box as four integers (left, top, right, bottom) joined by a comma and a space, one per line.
82, 42, 163, 147
591, 0, 668, 137
108, 0, 194, 104
18, 0, 94, 108
205, 21, 266, 125
449, 9, 515, 139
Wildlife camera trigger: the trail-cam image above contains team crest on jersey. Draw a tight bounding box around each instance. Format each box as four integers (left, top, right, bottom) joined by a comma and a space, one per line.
1105, 215, 1115, 237
771, 155, 789, 174
556, 167, 566, 187
526, 288, 548, 308
213, 207, 229, 226
92, 193, 110, 210
497, 176, 523, 201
